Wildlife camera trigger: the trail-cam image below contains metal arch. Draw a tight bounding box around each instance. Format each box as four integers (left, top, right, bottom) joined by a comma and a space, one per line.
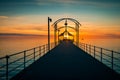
58, 26, 76, 31
52, 18, 80, 25
52, 18, 81, 27
53, 18, 81, 46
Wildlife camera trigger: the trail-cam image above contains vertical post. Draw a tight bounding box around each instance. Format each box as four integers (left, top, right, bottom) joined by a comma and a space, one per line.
41, 46, 43, 56
111, 51, 113, 69
86, 44, 87, 53
89, 45, 91, 55
24, 51, 26, 69
54, 28, 57, 46
43, 45, 45, 54
45, 45, 46, 53
82, 43, 83, 49
75, 24, 79, 46
94, 46, 95, 58
79, 44, 80, 48
46, 44, 48, 52
44, 45, 45, 54
100, 48, 102, 62
84, 43, 85, 51
39, 46, 41, 57
48, 17, 50, 52
48, 17, 52, 53
78, 26, 79, 46
34, 48, 35, 62
6, 55, 9, 80
76, 28, 78, 46
58, 30, 60, 44
45, 44, 46, 53
50, 43, 52, 50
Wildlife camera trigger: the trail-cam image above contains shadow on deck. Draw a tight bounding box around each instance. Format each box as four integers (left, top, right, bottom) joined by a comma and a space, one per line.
11, 41, 120, 80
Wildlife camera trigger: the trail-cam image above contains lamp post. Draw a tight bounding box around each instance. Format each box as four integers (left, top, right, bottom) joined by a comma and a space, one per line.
48, 17, 52, 52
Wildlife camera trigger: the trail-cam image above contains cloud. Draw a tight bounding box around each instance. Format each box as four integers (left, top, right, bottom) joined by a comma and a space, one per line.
1, 0, 120, 8
104, 34, 120, 38
0, 33, 47, 36
0, 25, 49, 35
14, 25, 47, 31
0, 16, 8, 19
36, 0, 120, 7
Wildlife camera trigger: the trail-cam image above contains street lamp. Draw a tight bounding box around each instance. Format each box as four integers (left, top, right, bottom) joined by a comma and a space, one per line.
48, 17, 52, 52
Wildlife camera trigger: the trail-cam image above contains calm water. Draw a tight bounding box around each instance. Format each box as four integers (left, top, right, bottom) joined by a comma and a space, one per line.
80, 38, 120, 52
0, 36, 54, 57
0, 36, 120, 57
0, 36, 120, 79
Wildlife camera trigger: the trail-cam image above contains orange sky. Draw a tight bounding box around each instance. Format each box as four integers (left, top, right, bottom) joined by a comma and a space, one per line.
0, 14, 120, 39
0, 0, 120, 39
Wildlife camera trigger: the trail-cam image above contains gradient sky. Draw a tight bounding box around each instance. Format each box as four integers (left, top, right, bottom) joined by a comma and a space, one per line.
0, 0, 120, 38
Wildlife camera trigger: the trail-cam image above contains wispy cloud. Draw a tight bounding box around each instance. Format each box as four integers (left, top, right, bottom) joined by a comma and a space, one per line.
0, 33, 47, 36
0, 16, 8, 19
36, 0, 120, 7
14, 25, 47, 31
104, 34, 120, 38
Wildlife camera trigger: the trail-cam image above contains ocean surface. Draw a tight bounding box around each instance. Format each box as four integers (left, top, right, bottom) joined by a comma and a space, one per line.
0, 36, 120, 79
0, 36, 120, 57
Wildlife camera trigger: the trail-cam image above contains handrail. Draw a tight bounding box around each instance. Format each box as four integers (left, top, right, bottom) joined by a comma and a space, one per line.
75, 42, 120, 74
0, 42, 57, 80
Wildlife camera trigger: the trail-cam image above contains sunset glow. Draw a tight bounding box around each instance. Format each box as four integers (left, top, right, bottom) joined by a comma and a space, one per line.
0, 0, 120, 39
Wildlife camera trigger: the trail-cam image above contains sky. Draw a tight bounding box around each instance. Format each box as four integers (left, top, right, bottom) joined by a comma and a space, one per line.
0, 0, 120, 39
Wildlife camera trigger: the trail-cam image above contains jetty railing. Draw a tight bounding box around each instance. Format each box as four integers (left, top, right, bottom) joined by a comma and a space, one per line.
0, 42, 57, 80
77, 42, 120, 74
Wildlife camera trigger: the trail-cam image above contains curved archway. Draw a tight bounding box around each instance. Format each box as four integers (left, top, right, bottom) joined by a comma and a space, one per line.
52, 18, 81, 46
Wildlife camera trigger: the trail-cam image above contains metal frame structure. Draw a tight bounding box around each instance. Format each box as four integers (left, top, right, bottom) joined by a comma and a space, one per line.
52, 18, 81, 46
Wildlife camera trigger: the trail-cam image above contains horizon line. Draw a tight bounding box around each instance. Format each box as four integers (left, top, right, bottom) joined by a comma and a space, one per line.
0, 33, 47, 36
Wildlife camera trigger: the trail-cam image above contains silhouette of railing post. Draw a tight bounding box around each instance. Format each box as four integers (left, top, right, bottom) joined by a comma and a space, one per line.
34, 48, 35, 62
6, 55, 9, 80
43, 45, 44, 54
39, 46, 41, 57
24, 51, 26, 69
86, 44, 87, 52
111, 51, 113, 69
44, 45, 45, 54
46, 44, 48, 52
44, 45, 46, 53
80, 43, 82, 48
89, 45, 91, 55
84, 43, 85, 50
100, 48, 102, 62
94, 46, 95, 58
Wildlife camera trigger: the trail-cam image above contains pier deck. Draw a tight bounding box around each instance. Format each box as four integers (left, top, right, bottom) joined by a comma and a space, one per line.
11, 41, 120, 80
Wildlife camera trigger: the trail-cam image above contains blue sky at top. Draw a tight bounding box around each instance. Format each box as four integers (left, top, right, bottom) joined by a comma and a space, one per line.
0, 0, 120, 16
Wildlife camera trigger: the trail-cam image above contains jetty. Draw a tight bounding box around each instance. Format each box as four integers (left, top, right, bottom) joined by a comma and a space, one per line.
0, 18, 120, 80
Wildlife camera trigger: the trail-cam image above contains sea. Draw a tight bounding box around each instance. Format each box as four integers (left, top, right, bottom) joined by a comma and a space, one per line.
0, 36, 120, 57
0, 36, 120, 79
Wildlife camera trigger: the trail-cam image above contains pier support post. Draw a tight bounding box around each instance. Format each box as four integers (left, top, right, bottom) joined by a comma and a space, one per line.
111, 51, 113, 69
94, 46, 95, 58
6, 55, 9, 80
100, 48, 102, 62
24, 51, 26, 69
34, 48, 35, 62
